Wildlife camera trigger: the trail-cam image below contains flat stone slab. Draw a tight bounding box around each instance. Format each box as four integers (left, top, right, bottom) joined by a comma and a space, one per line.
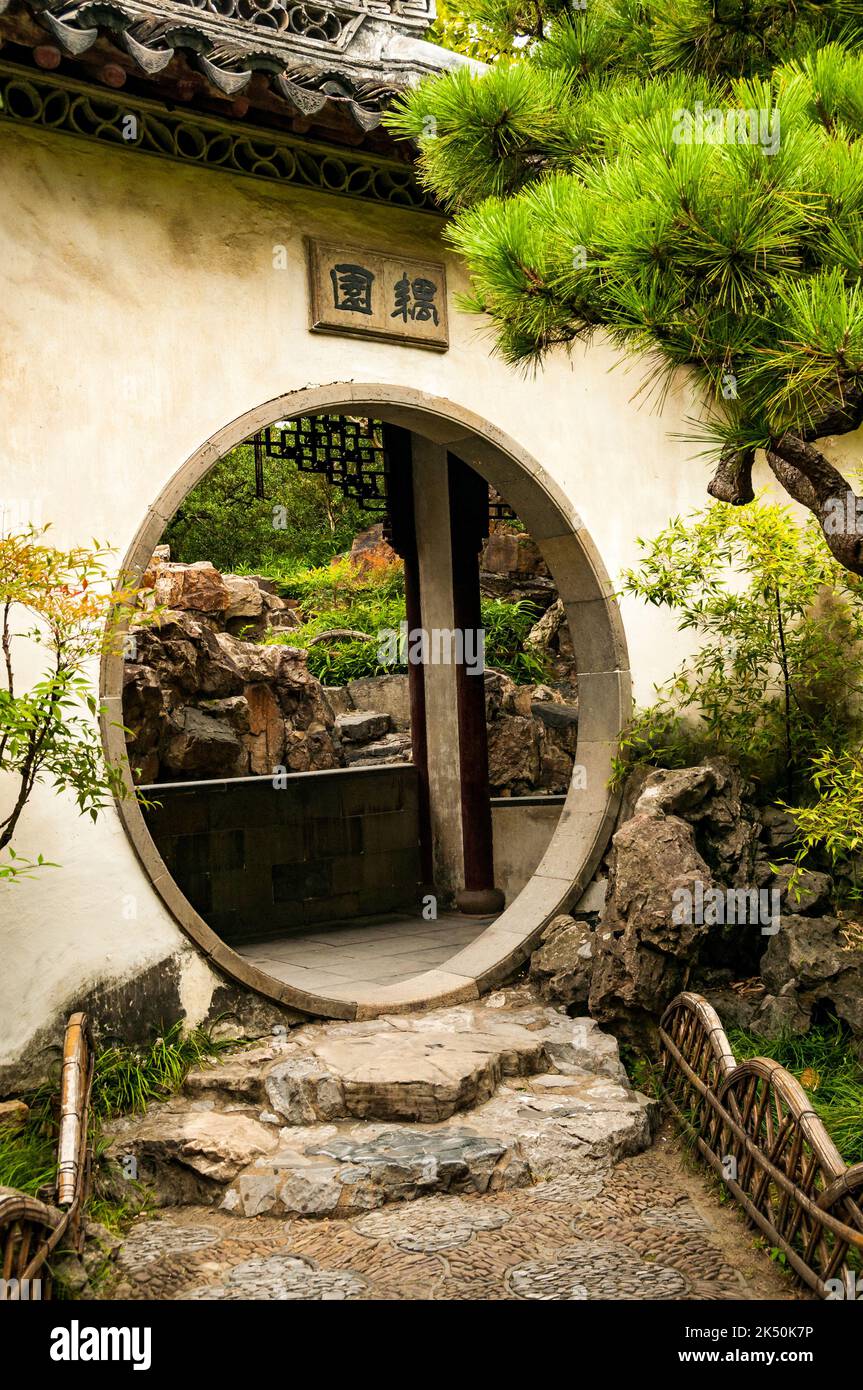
106, 1110, 280, 1202
305, 1025, 547, 1122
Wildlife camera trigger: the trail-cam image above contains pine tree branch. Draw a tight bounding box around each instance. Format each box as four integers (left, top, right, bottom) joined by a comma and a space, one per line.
766, 434, 863, 576
707, 447, 755, 505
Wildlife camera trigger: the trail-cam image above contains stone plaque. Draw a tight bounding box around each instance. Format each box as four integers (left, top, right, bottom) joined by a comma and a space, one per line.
307, 240, 448, 351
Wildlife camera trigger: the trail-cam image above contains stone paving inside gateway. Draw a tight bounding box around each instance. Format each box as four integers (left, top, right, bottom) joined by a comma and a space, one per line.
101, 987, 808, 1302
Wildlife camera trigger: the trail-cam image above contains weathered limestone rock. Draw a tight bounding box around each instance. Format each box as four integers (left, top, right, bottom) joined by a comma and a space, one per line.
284, 727, 341, 771
306, 1026, 548, 1122
487, 713, 541, 790
751, 990, 812, 1036
244, 683, 286, 775
0, 1099, 29, 1129
107, 1000, 651, 1217
335, 711, 391, 744
589, 811, 713, 1043
197, 694, 250, 734
106, 1110, 279, 1202
760, 806, 799, 852
159, 706, 246, 778
222, 574, 265, 623
347, 674, 411, 731
771, 864, 833, 917
264, 1058, 346, 1125
757, 914, 863, 1032
154, 561, 230, 614
761, 914, 849, 993
342, 732, 411, 766
482, 530, 549, 578
633, 758, 760, 885
183, 1046, 279, 1105
530, 915, 596, 1007
525, 597, 564, 651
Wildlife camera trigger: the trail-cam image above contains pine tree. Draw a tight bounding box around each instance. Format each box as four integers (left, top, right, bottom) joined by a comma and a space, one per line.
387, 1, 863, 573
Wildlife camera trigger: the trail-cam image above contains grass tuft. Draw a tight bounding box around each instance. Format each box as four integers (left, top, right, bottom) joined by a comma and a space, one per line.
727, 1018, 863, 1166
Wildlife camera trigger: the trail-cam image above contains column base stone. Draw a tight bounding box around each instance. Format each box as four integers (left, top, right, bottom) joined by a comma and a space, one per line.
456, 887, 506, 915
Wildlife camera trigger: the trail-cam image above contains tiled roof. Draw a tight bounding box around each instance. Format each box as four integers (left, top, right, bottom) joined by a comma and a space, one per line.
0, 0, 473, 132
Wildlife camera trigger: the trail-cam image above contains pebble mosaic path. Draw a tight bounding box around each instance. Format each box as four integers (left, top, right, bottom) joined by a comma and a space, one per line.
106, 1127, 805, 1302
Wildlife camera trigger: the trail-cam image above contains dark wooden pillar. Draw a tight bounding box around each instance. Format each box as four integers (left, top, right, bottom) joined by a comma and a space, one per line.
383, 424, 433, 887
448, 454, 504, 914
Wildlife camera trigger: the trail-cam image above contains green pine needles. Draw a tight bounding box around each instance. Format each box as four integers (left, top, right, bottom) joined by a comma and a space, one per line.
387, 2, 863, 573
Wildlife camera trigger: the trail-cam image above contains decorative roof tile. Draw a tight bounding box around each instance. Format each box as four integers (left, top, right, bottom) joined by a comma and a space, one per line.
0, 0, 473, 132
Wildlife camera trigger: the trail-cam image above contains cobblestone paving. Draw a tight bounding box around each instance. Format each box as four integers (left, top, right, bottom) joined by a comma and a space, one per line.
107, 1127, 807, 1302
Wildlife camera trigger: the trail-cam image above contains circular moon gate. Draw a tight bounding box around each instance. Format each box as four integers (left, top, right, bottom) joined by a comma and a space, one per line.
101, 383, 631, 1020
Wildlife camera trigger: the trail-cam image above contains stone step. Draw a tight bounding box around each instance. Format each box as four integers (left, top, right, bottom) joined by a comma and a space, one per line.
105, 996, 659, 1219
227, 1068, 657, 1219
181, 1001, 625, 1126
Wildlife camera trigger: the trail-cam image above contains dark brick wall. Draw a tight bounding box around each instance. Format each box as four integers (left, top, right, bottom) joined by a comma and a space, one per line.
142, 766, 421, 944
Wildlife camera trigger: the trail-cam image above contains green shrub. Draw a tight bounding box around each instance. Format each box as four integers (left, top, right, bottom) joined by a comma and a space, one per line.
781, 749, 863, 896
615, 499, 863, 797
162, 444, 371, 573
267, 562, 551, 684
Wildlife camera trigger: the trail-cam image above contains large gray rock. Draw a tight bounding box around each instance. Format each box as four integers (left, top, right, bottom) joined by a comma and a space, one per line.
771, 864, 833, 916
588, 811, 713, 1043
306, 1025, 548, 1123
760, 914, 863, 1033
335, 711, 391, 744
633, 758, 760, 885
159, 706, 247, 778
761, 914, 848, 992
347, 674, 411, 731
751, 990, 812, 1036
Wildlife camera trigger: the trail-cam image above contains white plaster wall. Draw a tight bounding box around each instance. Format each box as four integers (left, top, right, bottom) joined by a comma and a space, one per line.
1, 124, 860, 1065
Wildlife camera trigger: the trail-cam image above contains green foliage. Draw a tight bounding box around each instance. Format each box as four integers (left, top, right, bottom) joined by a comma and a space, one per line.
781, 748, 863, 893
0, 1021, 236, 1248
388, 5, 863, 490
614, 498, 863, 793
162, 442, 371, 573
0, 1094, 58, 1197
90, 1020, 235, 1120
0, 527, 139, 882
277, 555, 406, 608
480, 595, 551, 681
269, 560, 550, 684
728, 1019, 863, 1165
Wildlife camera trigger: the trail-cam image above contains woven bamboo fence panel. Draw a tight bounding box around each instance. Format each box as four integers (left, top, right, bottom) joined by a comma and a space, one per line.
0, 1012, 94, 1300
660, 992, 863, 1298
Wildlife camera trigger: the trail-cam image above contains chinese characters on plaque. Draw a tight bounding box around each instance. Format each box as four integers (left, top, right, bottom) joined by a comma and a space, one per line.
308, 241, 449, 351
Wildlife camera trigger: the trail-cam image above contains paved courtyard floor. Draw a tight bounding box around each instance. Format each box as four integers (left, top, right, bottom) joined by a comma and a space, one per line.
107, 1126, 804, 1301
235, 910, 493, 991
